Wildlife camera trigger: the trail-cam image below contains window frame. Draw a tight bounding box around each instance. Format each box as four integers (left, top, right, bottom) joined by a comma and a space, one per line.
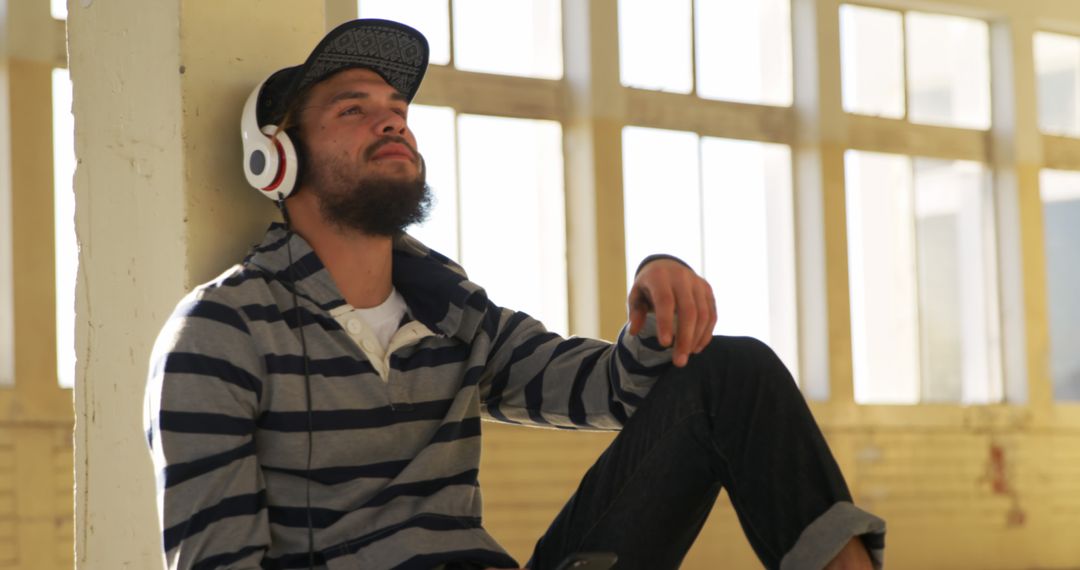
339, 0, 1080, 415
0, 2, 72, 415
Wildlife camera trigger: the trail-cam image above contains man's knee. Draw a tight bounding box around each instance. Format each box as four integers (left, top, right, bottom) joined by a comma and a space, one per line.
692, 335, 799, 396
697, 335, 784, 371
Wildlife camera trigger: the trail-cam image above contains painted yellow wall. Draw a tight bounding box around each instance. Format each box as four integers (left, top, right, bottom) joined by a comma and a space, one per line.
0, 0, 1072, 568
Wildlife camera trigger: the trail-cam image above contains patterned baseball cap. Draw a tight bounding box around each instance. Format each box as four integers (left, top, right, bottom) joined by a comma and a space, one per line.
256, 19, 429, 127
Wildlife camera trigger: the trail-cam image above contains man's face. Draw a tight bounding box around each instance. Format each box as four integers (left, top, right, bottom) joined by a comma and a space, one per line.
296, 67, 430, 236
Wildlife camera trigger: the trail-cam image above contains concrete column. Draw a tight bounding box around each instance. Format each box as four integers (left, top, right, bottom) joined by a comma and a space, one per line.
562, 0, 627, 341
68, 1, 324, 566
791, 0, 849, 403
990, 16, 1045, 408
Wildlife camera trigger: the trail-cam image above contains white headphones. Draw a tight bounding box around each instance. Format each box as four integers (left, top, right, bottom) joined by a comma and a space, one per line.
240, 78, 299, 200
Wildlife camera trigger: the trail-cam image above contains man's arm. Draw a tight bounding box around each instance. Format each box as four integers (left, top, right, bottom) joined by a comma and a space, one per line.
144, 294, 271, 569
477, 256, 715, 429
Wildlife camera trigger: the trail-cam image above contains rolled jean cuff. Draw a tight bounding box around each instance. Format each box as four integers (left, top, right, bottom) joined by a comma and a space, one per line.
779, 501, 886, 570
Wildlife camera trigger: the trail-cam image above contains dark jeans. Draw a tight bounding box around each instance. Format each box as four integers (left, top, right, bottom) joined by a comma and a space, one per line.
526, 336, 885, 570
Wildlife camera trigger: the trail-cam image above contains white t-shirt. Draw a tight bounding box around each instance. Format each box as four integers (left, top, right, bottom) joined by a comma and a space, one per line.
356, 289, 408, 351
330, 289, 432, 380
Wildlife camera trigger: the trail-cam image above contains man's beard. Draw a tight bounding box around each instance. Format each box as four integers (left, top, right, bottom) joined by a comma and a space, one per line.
301, 137, 432, 237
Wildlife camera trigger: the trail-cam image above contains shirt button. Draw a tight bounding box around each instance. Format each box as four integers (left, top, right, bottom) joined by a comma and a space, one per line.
362, 340, 376, 352
347, 319, 362, 334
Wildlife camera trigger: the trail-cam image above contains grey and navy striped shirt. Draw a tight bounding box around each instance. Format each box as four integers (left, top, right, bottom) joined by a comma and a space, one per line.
145, 224, 673, 569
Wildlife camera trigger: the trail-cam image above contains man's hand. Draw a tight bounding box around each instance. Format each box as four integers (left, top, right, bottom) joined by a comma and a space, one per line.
627, 258, 717, 367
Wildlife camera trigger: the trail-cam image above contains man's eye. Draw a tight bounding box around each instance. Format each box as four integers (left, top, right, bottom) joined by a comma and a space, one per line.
340, 106, 363, 116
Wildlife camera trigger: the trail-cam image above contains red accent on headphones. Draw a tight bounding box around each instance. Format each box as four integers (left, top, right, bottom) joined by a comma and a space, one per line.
262, 138, 287, 193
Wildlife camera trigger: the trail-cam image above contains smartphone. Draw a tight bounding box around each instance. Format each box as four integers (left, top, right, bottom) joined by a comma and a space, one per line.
553, 552, 618, 570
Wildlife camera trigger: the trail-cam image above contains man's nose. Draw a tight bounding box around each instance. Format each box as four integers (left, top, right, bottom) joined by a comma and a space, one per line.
376, 111, 406, 135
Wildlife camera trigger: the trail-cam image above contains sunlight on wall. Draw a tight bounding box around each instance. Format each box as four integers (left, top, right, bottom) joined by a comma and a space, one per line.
51, 0, 67, 20
52, 68, 76, 390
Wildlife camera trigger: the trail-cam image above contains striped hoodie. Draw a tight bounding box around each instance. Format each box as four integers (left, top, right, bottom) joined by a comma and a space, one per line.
144, 223, 673, 569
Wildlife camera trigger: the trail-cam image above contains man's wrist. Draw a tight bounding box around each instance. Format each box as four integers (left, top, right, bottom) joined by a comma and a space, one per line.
634, 254, 691, 277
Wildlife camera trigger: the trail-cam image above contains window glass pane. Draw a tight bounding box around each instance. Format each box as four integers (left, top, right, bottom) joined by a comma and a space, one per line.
358, 0, 451, 65
619, 0, 693, 93
846, 151, 1001, 404
406, 105, 459, 259
906, 12, 991, 129
1034, 32, 1080, 137
701, 138, 798, 377
846, 151, 919, 404
53, 68, 76, 390
453, 0, 562, 79
624, 130, 798, 379
1040, 169, 1080, 400
840, 4, 905, 118
696, 0, 792, 105
622, 126, 702, 293
457, 115, 567, 335
51, 0, 67, 20
912, 159, 1000, 403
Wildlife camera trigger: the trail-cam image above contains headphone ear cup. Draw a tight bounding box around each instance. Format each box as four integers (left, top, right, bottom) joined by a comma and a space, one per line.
241, 79, 283, 195
263, 126, 299, 199
241, 78, 299, 199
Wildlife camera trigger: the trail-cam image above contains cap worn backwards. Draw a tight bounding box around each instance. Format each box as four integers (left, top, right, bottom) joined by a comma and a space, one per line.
256, 19, 430, 128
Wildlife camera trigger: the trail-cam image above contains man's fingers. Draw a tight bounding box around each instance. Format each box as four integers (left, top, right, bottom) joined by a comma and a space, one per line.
651, 290, 676, 347
705, 286, 718, 349
628, 305, 646, 336
627, 284, 650, 335
693, 283, 714, 353
671, 281, 697, 367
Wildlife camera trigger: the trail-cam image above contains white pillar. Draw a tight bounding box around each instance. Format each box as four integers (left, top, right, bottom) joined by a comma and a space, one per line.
990, 16, 1043, 407
562, 0, 628, 341
791, 0, 849, 403
68, 1, 324, 566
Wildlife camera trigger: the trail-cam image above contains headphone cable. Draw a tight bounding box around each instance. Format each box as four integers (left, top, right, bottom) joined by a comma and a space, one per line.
276, 195, 316, 570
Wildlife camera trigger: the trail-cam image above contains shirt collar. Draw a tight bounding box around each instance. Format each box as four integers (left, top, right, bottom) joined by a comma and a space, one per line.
245, 223, 490, 342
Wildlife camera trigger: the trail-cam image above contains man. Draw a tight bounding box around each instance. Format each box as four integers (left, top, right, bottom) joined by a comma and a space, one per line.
145, 19, 885, 570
